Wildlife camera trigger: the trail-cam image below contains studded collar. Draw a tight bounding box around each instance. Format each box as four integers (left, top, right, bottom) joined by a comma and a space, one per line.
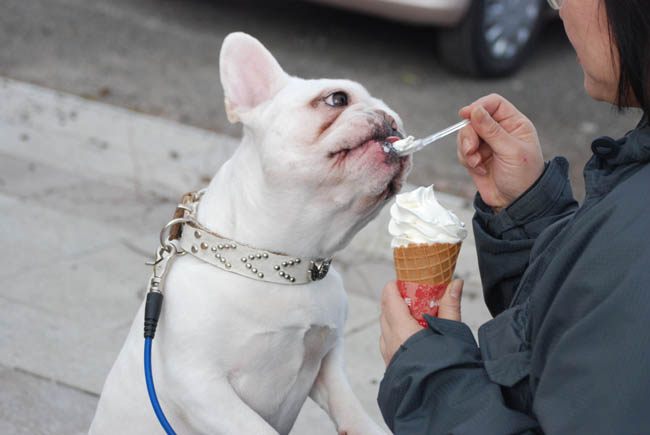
169, 190, 332, 285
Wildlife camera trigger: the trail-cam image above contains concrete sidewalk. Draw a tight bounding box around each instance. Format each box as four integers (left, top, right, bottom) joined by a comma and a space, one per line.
0, 77, 491, 434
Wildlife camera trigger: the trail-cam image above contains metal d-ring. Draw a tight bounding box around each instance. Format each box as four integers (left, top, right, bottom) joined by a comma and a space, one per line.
159, 217, 193, 249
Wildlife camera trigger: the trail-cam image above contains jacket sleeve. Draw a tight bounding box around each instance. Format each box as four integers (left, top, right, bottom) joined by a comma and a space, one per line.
473, 157, 578, 316
377, 316, 539, 435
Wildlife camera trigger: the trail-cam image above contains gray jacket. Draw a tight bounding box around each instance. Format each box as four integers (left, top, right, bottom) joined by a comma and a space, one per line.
378, 116, 650, 434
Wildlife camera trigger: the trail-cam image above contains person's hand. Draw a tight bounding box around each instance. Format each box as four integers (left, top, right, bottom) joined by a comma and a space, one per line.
379, 280, 464, 366
458, 94, 544, 212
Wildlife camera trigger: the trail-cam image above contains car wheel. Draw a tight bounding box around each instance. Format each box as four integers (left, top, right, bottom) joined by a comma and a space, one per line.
436, 0, 546, 77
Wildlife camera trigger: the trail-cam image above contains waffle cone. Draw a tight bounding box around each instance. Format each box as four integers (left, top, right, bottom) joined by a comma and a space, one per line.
393, 242, 461, 286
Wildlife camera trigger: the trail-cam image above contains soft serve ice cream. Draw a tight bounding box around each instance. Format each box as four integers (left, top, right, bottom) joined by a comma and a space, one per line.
389, 185, 467, 248
389, 185, 467, 326
390, 136, 417, 155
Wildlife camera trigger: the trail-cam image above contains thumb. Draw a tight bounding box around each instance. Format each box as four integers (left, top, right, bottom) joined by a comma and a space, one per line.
471, 106, 511, 154
438, 279, 463, 322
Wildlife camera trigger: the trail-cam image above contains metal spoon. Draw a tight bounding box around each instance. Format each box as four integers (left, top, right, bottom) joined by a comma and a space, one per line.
390, 119, 471, 157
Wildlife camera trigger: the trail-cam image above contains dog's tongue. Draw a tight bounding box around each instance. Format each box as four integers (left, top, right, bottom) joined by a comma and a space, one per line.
386, 136, 401, 143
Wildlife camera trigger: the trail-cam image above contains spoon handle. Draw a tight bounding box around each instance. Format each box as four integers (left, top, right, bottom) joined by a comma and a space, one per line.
397, 119, 471, 156
420, 119, 471, 147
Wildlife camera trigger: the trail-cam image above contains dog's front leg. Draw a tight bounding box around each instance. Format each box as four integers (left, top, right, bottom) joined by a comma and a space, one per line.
178, 374, 280, 435
309, 339, 386, 435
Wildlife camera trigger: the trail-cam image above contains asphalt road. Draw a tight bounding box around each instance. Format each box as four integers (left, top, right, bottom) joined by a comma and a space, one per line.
2, 0, 642, 199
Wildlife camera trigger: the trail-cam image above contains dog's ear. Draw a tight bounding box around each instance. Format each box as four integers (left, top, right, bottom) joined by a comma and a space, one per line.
220, 32, 289, 123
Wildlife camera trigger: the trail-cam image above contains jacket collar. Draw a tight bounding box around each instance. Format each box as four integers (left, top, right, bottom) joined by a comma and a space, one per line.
584, 113, 650, 198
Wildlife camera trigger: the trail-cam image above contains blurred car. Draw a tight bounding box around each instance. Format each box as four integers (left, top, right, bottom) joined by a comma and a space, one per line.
306, 0, 551, 77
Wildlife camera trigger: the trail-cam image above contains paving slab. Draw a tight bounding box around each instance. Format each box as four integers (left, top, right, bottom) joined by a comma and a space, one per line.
0, 77, 239, 197
0, 120, 137, 192
0, 153, 178, 236
0, 294, 132, 395
0, 194, 119, 276
0, 152, 81, 197
1, 243, 145, 330
0, 364, 98, 435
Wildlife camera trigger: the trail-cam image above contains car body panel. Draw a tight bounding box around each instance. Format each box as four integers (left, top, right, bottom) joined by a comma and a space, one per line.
305, 0, 472, 26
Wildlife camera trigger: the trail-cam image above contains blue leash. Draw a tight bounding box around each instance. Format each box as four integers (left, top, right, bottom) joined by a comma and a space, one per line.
144, 292, 177, 435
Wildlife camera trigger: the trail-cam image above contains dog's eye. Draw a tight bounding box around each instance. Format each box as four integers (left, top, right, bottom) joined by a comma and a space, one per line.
324, 91, 348, 108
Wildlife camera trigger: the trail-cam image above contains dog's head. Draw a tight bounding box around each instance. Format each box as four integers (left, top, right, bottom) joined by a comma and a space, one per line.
218, 32, 411, 256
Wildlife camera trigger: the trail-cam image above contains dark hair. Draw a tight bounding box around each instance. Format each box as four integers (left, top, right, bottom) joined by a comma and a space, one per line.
604, 0, 650, 116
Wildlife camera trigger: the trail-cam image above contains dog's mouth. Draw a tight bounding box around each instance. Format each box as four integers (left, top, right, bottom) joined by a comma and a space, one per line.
327, 126, 405, 163
325, 120, 410, 206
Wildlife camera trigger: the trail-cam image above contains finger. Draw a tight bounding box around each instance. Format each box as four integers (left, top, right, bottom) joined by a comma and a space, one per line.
463, 93, 522, 123
457, 124, 480, 156
459, 94, 504, 119
470, 106, 513, 154
457, 127, 479, 169
466, 140, 494, 169
458, 147, 488, 177
380, 280, 397, 310
379, 315, 392, 365
458, 131, 491, 178
473, 164, 488, 176
379, 311, 389, 335
381, 281, 412, 323
438, 279, 463, 322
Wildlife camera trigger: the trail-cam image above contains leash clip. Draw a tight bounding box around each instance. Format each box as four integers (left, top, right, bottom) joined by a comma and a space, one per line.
147, 244, 179, 294
146, 217, 194, 293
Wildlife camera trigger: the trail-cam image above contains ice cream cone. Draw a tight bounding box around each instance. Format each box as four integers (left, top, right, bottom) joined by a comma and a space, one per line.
393, 242, 461, 285
393, 242, 461, 326
388, 185, 467, 327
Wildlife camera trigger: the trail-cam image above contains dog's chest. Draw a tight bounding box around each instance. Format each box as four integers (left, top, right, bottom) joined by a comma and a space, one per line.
165, 259, 346, 426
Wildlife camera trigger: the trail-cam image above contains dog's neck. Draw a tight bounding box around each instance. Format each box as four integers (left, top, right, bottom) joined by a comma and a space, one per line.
196, 136, 348, 259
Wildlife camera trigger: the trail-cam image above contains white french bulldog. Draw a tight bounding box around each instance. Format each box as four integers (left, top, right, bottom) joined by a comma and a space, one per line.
90, 32, 410, 435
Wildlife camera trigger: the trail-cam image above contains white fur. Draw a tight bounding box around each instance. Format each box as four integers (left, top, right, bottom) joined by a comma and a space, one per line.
90, 32, 411, 435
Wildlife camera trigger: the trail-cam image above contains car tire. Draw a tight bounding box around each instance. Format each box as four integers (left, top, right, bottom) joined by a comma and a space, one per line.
436, 0, 546, 77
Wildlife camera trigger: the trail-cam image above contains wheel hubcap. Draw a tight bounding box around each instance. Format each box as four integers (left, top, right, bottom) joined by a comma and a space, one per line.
483, 0, 541, 59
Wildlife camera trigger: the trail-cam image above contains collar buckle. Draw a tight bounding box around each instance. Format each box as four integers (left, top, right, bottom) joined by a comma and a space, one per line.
309, 259, 332, 281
